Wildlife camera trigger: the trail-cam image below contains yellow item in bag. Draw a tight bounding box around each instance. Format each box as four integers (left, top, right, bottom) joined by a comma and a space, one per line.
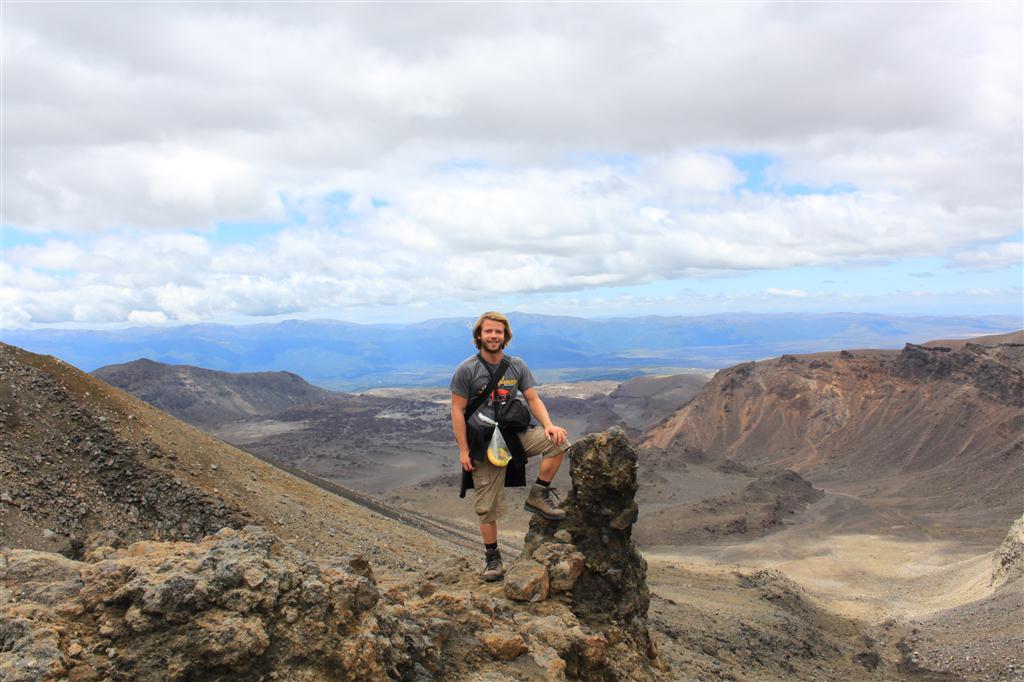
487, 428, 512, 467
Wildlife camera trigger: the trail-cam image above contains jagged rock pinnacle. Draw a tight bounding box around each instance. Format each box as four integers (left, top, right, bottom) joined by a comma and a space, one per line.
513, 427, 662, 672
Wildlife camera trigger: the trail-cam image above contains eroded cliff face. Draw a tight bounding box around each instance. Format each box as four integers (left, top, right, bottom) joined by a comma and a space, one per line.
642, 342, 1023, 524
992, 515, 1024, 588
0, 431, 667, 681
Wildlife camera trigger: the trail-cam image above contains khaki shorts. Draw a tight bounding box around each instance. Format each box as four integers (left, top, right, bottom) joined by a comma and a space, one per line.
471, 426, 569, 524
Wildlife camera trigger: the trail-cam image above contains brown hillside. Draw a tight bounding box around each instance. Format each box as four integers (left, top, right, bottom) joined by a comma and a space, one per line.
643, 338, 1023, 535
0, 343, 474, 570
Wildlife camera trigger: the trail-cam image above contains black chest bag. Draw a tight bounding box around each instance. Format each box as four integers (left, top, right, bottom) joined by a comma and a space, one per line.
464, 355, 532, 446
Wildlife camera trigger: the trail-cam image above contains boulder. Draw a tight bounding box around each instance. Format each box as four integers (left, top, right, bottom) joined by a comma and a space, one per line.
533, 543, 584, 593
504, 559, 549, 603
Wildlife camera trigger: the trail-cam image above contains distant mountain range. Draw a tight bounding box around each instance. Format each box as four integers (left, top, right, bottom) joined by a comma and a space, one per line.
6, 312, 1019, 390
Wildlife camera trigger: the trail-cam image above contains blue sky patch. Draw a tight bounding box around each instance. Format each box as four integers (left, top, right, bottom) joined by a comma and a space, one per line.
2, 225, 48, 248
212, 220, 288, 245
728, 152, 774, 193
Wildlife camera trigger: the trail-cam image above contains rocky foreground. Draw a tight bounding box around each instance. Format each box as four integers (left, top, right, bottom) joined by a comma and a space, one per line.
1, 430, 665, 681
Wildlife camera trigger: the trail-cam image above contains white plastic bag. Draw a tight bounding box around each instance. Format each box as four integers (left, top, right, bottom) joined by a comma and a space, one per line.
486, 426, 511, 467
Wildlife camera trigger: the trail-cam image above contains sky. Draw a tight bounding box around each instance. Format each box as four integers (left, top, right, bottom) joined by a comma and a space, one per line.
1, 2, 1021, 329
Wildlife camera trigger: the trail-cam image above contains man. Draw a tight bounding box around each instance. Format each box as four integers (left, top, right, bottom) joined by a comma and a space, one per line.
450, 311, 570, 582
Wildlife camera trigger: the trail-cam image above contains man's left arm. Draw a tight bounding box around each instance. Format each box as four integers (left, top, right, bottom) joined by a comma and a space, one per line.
522, 387, 568, 445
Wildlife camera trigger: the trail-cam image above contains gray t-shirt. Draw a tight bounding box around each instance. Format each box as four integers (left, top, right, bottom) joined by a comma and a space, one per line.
449, 354, 536, 407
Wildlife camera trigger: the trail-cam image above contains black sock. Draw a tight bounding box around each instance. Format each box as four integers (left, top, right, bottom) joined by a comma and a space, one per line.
535, 477, 551, 487
484, 542, 498, 551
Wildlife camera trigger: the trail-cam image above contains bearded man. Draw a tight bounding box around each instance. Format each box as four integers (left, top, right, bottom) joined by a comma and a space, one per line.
449, 311, 570, 581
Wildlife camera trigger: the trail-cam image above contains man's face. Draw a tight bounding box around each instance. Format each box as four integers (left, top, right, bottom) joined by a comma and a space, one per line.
478, 319, 506, 352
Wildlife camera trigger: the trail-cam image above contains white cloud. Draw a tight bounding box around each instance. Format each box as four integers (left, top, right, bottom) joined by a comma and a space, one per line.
765, 288, 809, 298
127, 310, 169, 324
949, 242, 1023, 271
655, 153, 743, 195
3, 3, 1019, 230
1, 3, 1020, 325
3, 155, 1021, 325
9, 239, 83, 270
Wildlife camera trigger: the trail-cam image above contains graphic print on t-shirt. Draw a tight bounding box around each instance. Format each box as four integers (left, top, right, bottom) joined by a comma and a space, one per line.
491, 377, 518, 404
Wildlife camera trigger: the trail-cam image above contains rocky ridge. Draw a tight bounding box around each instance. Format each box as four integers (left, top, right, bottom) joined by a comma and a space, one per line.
643, 337, 1024, 532
904, 514, 1024, 681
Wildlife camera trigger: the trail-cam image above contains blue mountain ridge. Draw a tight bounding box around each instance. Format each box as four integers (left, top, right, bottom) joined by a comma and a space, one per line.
4, 312, 1018, 390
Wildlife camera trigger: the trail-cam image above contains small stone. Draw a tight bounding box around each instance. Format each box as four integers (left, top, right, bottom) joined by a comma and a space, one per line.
243, 568, 266, 588
43, 528, 58, 539
1, 491, 14, 504
67, 642, 84, 658
210, 463, 218, 471
479, 629, 528, 660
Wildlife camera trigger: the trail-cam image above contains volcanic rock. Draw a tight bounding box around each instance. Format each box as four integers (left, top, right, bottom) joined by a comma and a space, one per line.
992, 514, 1024, 587
504, 559, 550, 603
513, 428, 662, 676
533, 543, 585, 593
1, 520, 670, 681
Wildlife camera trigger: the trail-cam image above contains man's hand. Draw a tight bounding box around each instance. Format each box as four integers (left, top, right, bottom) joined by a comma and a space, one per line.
460, 448, 475, 472
545, 424, 568, 445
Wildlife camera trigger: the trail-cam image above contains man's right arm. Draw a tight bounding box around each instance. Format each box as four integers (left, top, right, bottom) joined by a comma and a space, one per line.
451, 392, 474, 472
